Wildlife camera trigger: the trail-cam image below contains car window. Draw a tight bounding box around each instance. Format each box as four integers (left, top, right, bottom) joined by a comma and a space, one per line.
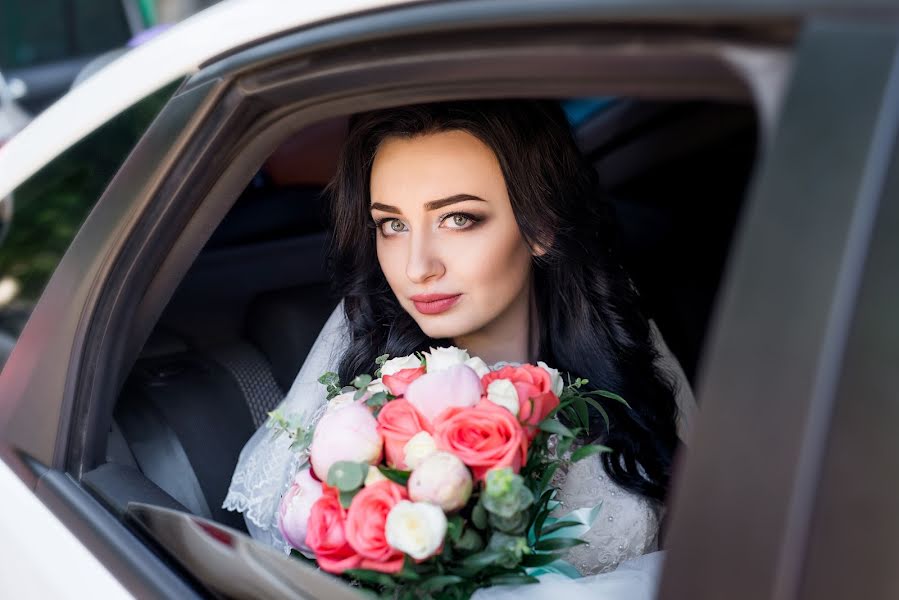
0, 0, 133, 70
0, 82, 177, 367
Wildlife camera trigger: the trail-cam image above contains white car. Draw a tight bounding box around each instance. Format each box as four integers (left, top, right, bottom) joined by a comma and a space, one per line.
1, 1, 898, 598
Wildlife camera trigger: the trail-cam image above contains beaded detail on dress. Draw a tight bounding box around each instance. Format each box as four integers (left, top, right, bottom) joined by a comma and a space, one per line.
551, 448, 660, 576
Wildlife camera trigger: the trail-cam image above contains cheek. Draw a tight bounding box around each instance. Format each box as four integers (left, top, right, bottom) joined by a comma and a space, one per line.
376, 238, 405, 288
453, 224, 531, 301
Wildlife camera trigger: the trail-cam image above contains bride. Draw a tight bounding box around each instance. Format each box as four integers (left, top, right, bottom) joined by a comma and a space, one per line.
225, 100, 696, 597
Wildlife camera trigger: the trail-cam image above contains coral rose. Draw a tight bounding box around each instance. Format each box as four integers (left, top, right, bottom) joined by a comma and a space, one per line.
406, 364, 482, 423
481, 365, 560, 432
304, 485, 361, 574
377, 398, 433, 469
381, 366, 425, 397
344, 480, 408, 573
432, 400, 528, 482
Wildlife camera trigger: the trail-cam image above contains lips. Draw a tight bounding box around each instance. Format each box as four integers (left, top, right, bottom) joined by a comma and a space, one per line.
410, 293, 461, 315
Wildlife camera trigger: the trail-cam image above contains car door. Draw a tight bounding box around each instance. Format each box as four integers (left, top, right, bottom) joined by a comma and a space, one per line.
659, 18, 899, 600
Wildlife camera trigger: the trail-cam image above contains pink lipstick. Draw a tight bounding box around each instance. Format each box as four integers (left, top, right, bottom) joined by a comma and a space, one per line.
410, 293, 461, 315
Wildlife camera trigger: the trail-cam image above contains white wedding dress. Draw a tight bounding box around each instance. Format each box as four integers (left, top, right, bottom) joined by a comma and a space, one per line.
224, 301, 696, 598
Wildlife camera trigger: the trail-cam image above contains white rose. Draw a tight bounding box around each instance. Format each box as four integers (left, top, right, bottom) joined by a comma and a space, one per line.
366, 378, 389, 394
380, 354, 422, 376
364, 465, 388, 487
538, 361, 565, 396
385, 501, 447, 560
486, 379, 519, 416
408, 451, 472, 512
463, 356, 490, 378
424, 346, 470, 372
403, 431, 438, 469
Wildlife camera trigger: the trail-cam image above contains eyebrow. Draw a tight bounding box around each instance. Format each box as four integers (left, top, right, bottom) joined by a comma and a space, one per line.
370, 194, 486, 214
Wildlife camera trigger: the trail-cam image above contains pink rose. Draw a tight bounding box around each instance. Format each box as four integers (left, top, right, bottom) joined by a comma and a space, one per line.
305, 485, 361, 574
344, 480, 408, 573
481, 365, 560, 434
381, 366, 425, 397
406, 364, 482, 423
309, 402, 383, 480
278, 468, 323, 553
433, 400, 528, 482
376, 399, 432, 469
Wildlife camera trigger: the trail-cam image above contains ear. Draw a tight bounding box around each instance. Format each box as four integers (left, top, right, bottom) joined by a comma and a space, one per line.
530, 233, 554, 257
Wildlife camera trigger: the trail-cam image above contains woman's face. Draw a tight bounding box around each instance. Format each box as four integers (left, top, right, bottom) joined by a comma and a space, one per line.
369, 130, 534, 341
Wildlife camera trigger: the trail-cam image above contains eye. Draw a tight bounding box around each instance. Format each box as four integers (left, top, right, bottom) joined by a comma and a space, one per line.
375, 218, 408, 236
440, 212, 481, 230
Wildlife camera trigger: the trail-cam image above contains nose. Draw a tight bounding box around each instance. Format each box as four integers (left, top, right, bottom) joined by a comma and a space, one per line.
405, 229, 445, 284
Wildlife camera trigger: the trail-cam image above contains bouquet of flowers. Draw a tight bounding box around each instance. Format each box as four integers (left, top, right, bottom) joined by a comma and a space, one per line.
268, 346, 624, 599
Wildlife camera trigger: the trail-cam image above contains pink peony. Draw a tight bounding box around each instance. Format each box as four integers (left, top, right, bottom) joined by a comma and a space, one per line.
405, 364, 482, 423
309, 402, 383, 480
278, 468, 323, 554
381, 366, 426, 397
408, 451, 473, 512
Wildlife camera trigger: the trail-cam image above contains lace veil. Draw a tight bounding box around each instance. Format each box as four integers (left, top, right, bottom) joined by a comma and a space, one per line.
223, 300, 349, 551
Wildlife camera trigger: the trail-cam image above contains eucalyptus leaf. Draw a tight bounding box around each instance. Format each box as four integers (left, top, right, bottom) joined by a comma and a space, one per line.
328, 461, 367, 492
352, 374, 373, 389
339, 488, 360, 509
472, 502, 488, 530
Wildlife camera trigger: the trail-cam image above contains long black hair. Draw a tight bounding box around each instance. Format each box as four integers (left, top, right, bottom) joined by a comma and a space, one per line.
326, 100, 679, 502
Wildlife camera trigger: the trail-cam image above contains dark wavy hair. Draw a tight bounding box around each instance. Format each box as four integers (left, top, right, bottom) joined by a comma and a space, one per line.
326, 100, 680, 502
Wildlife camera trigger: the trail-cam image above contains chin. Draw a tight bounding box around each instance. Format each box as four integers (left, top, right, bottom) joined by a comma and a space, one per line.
413, 315, 476, 341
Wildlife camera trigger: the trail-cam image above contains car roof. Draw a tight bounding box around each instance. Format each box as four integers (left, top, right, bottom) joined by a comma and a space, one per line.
0, 0, 416, 201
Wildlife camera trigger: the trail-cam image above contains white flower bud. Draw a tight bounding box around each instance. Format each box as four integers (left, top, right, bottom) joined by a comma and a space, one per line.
464, 356, 491, 378
385, 501, 447, 560
538, 361, 565, 396
403, 431, 438, 469
366, 378, 389, 394
424, 346, 471, 373
486, 379, 519, 416
380, 354, 422, 376
408, 451, 472, 512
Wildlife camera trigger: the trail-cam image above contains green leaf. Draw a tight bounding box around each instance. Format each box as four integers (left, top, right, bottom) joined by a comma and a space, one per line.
345, 569, 396, 587
534, 537, 588, 551
366, 391, 388, 408
537, 461, 561, 495
318, 371, 340, 387
419, 575, 464, 591
573, 398, 589, 430
472, 502, 488, 530
520, 553, 560, 567
352, 374, 373, 389
538, 419, 574, 438
557, 436, 575, 456
377, 466, 411, 486
461, 549, 504, 568
447, 515, 464, 543
579, 396, 611, 431
489, 574, 539, 586
375, 353, 390, 366
327, 461, 367, 492
593, 389, 629, 407
538, 519, 581, 536
570, 444, 613, 462
455, 528, 483, 552
339, 489, 360, 508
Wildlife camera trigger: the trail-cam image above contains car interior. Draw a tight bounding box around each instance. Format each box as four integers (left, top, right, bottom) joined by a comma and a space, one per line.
91, 96, 759, 535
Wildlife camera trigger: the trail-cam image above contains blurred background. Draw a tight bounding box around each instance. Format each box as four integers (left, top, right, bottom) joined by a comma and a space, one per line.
0, 0, 220, 364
